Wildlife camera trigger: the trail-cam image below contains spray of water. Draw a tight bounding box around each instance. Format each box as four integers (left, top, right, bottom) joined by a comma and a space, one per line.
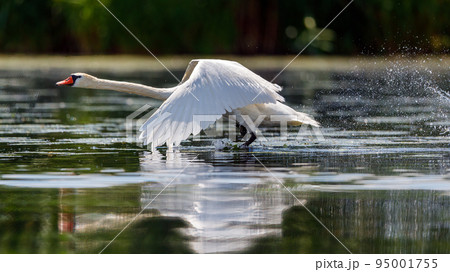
390, 56, 448, 134
344, 55, 449, 135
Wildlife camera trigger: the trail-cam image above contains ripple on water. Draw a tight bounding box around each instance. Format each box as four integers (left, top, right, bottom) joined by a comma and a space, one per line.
0, 63, 449, 253
1, 170, 448, 192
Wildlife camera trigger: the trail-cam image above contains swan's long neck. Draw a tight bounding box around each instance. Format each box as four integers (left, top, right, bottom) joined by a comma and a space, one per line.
89, 78, 173, 101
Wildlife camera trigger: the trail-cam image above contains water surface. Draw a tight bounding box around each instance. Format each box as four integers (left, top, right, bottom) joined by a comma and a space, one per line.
0, 59, 449, 253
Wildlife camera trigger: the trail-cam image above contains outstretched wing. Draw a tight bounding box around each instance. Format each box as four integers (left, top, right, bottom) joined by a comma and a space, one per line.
179, 60, 199, 84
139, 59, 284, 148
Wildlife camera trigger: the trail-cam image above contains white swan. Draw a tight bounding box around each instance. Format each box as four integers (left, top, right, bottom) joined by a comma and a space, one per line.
57, 59, 319, 151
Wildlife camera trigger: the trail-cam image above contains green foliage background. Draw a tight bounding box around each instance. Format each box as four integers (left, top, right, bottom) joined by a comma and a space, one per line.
0, 0, 449, 55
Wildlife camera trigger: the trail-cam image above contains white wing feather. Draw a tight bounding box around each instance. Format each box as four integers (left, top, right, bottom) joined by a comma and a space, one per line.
139, 59, 284, 148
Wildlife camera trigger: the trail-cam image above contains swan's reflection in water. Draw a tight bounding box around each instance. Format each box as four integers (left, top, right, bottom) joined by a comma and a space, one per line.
134, 150, 449, 253
138, 151, 291, 253
8, 149, 446, 253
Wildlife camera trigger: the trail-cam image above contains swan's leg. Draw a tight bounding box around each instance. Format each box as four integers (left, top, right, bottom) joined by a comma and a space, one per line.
240, 132, 256, 148
239, 125, 247, 137
235, 122, 248, 140
236, 122, 256, 148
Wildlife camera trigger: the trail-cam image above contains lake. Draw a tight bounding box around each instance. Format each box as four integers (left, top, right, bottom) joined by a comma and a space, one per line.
0, 56, 448, 253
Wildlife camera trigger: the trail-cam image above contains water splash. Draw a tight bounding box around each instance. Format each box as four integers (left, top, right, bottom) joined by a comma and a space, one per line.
338, 56, 450, 135
428, 83, 450, 103
212, 138, 235, 150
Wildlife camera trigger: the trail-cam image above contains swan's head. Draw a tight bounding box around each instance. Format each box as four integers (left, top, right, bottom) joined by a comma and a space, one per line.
56, 73, 97, 88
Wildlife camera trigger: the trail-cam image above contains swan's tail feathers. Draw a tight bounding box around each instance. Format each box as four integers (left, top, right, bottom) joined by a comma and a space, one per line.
288, 112, 320, 127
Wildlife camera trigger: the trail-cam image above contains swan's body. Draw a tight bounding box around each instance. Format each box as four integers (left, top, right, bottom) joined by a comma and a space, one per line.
57, 59, 319, 151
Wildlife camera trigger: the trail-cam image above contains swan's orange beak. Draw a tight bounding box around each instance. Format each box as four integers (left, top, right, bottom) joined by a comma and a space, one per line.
56, 76, 74, 86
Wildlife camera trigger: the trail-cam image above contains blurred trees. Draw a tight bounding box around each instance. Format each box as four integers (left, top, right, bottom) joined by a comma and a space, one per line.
0, 0, 448, 55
